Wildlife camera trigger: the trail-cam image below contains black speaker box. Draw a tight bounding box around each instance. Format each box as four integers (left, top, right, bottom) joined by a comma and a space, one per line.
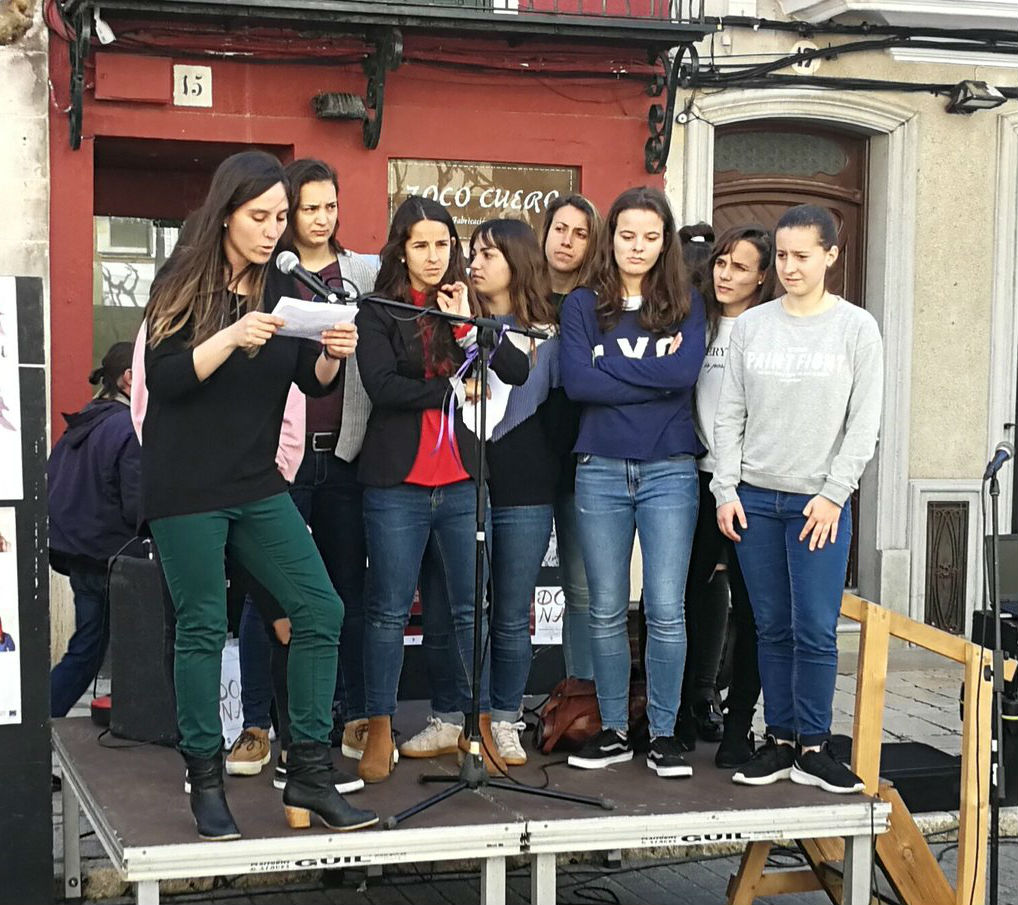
109, 552, 180, 746
830, 735, 962, 812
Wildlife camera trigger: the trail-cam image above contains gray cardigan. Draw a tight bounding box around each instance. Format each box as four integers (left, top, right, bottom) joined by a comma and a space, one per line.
334, 250, 380, 462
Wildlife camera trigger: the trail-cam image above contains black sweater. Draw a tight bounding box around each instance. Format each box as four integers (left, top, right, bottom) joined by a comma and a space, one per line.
355, 300, 529, 488
142, 320, 335, 521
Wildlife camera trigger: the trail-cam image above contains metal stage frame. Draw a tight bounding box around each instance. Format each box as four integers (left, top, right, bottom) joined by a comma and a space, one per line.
54, 717, 891, 905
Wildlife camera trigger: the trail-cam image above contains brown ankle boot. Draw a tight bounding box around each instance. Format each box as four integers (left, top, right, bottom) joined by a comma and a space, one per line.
458, 713, 508, 776
358, 716, 396, 783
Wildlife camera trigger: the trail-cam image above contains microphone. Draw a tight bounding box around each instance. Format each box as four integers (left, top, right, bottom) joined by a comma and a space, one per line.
275, 251, 348, 304
984, 440, 1014, 480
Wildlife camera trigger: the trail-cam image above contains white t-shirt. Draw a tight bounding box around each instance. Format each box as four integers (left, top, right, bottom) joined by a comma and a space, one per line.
694, 315, 737, 473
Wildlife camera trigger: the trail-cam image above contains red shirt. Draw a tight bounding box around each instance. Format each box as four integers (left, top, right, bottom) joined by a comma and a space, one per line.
404, 288, 471, 487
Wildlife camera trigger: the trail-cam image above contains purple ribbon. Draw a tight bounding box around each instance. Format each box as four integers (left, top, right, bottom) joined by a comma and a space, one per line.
433, 344, 479, 458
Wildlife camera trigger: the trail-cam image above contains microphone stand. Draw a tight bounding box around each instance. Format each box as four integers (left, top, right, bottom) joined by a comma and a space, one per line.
354, 294, 613, 829
985, 471, 1006, 905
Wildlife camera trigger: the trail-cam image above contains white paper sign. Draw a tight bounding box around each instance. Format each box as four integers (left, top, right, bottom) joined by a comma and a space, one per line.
219, 638, 244, 747
0, 278, 22, 501
532, 585, 564, 645
270, 296, 358, 339
0, 508, 21, 724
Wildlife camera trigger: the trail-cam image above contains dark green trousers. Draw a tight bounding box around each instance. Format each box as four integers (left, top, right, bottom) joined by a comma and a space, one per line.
150, 493, 342, 758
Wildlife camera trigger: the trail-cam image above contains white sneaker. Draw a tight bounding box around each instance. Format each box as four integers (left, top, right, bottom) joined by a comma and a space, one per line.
398, 716, 461, 758
492, 720, 527, 766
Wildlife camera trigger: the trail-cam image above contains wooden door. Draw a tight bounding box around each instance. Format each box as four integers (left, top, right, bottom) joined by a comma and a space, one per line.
712, 122, 869, 586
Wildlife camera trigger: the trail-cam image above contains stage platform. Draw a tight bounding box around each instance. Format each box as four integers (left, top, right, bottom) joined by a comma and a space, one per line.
54, 712, 891, 905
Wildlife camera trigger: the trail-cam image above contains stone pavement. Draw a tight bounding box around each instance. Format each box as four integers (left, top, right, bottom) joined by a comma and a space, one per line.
55, 649, 1018, 904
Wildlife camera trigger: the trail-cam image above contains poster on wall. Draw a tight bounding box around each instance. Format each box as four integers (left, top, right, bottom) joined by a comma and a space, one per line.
0, 507, 21, 725
0, 278, 22, 501
388, 159, 580, 246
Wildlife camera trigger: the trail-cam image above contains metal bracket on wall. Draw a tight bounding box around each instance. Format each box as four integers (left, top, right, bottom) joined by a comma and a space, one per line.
362, 28, 403, 151
68, 3, 92, 150
644, 42, 699, 175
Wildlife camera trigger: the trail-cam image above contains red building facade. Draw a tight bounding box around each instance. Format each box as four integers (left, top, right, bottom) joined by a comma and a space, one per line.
47, 1, 706, 430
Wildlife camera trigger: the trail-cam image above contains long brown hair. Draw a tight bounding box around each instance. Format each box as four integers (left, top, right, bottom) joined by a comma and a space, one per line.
703, 225, 776, 344
374, 196, 468, 376
593, 186, 690, 334
540, 193, 602, 293
146, 151, 286, 348
470, 219, 556, 328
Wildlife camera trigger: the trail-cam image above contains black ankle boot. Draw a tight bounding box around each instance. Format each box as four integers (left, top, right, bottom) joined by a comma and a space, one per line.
182, 750, 241, 841
693, 698, 725, 743
715, 713, 755, 769
675, 705, 697, 752
282, 741, 379, 832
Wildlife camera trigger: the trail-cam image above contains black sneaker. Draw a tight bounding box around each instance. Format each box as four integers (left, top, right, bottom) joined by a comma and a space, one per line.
646, 736, 693, 778
273, 753, 364, 794
790, 743, 865, 794
567, 729, 633, 769
731, 735, 795, 785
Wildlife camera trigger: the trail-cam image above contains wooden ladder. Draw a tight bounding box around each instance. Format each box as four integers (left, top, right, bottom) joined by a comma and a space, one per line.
726, 592, 1013, 905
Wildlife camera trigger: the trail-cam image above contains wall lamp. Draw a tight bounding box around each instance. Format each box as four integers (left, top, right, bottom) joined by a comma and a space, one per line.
946, 80, 1006, 115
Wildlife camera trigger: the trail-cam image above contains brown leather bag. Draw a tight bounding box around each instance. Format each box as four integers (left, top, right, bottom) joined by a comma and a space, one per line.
536, 677, 602, 754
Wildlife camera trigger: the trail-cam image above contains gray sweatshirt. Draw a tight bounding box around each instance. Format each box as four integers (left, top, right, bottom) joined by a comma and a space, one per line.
710, 296, 883, 508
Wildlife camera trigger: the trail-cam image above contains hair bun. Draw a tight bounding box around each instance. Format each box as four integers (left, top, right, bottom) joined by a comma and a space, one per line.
88, 366, 104, 386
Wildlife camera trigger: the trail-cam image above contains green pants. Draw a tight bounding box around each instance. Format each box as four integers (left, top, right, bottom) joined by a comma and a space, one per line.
150, 493, 342, 758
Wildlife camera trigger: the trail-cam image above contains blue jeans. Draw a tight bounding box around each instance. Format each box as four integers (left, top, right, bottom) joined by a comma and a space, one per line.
51, 567, 109, 718
363, 481, 491, 718
575, 455, 698, 738
238, 596, 274, 731
489, 504, 553, 722
555, 489, 593, 681
290, 449, 367, 722
734, 484, 852, 746
420, 534, 467, 724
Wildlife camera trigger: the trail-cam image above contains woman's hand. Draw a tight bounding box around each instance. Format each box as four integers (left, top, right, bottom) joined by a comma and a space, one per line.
231, 312, 284, 350
799, 495, 842, 551
668, 332, 683, 355
436, 281, 471, 318
463, 378, 491, 402
272, 618, 291, 646
717, 500, 747, 542
321, 322, 357, 361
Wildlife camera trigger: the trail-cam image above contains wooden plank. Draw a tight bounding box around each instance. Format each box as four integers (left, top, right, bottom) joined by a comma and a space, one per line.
1005, 659, 1016, 682
800, 838, 845, 904
727, 841, 773, 905
956, 646, 992, 905
841, 594, 970, 664
754, 868, 825, 896
852, 602, 891, 793
874, 784, 954, 905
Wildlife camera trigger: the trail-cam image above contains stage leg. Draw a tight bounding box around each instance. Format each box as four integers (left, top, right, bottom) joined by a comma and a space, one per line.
62, 779, 82, 900
843, 832, 873, 905
136, 879, 160, 904
531, 852, 556, 905
480, 855, 506, 905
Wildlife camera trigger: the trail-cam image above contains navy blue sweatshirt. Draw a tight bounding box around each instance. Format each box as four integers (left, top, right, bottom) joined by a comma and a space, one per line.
560, 287, 706, 461
48, 398, 141, 572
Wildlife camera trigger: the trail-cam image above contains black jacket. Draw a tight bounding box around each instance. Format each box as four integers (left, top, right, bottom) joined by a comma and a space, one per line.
355, 300, 530, 488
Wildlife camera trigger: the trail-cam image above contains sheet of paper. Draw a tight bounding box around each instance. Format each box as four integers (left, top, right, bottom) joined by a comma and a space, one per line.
463, 370, 512, 441
270, 296, 357, 339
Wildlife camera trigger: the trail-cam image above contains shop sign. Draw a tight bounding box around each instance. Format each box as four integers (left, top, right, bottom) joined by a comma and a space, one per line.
388, 158, 579, 244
